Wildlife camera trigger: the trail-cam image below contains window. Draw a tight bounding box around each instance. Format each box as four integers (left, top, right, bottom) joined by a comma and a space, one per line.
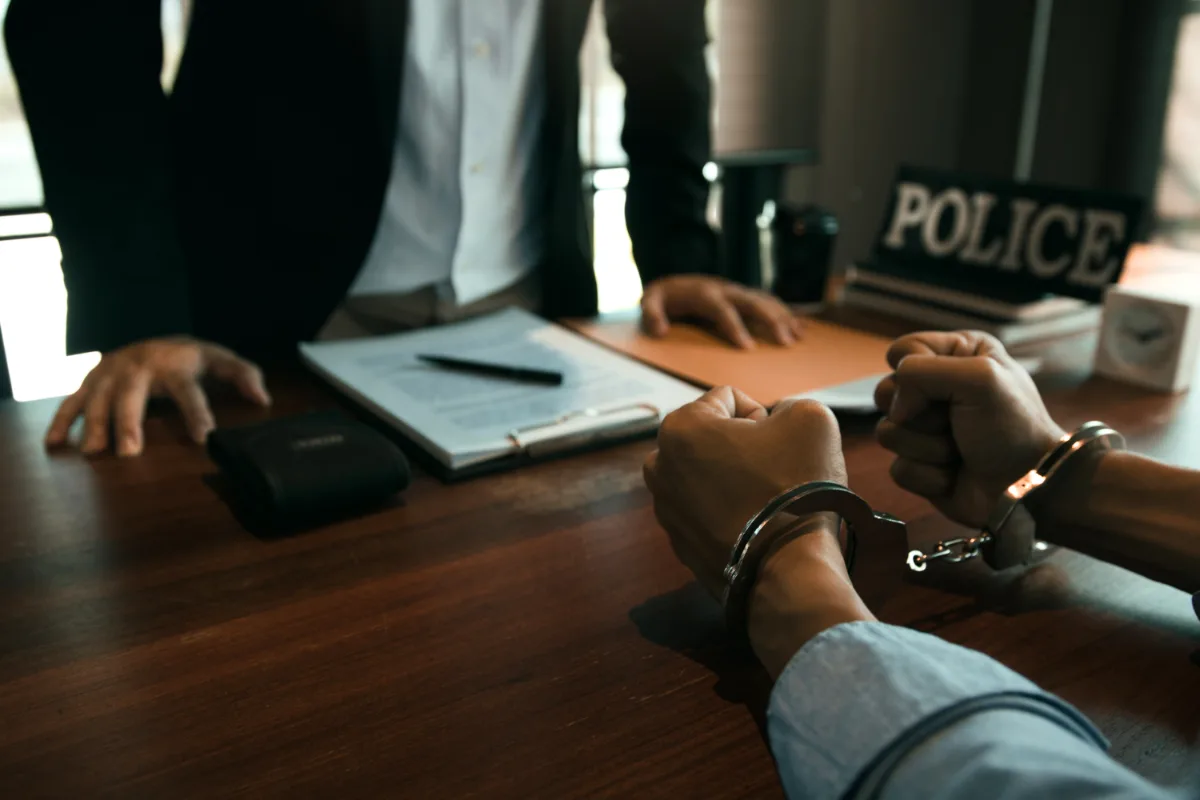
579, 2, 640, 314
0, 0, 99, 401
0, 0, 38, 207
0, 0, 191, 401
580, 1, 722, 314
1155, 5, 1200, 251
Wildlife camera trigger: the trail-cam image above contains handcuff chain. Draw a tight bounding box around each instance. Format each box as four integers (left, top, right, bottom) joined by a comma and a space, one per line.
906, 534, 993, 572
904, 421, 1124, 573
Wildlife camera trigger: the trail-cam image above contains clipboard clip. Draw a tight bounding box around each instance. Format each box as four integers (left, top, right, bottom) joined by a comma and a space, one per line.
507, 403, 661, 459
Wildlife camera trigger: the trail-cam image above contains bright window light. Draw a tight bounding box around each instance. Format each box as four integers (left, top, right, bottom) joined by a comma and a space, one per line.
0, 212, 52, 238
592, 167, 630, 191
593, 189, 643, 313
0, 236, 99, 401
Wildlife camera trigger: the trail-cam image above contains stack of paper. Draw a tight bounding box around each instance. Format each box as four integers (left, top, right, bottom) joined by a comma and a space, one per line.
300, 309, 703, 472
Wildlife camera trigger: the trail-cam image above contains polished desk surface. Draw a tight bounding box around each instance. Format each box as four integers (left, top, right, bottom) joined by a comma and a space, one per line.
1, 338, 1199, 798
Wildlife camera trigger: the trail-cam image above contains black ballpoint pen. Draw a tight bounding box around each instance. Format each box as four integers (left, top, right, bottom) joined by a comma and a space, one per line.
417, 354, 564, 386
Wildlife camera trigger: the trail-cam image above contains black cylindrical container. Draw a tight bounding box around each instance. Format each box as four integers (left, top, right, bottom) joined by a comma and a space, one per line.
759, 202, 839, 304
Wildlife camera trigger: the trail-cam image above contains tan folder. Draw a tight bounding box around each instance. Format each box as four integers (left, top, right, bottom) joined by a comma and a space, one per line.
568, 316, 894, 407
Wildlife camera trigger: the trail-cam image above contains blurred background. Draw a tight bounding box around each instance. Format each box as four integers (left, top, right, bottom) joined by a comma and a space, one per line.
1, 0, 1198, 400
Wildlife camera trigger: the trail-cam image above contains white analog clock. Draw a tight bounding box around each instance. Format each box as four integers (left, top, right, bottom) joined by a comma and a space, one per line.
1094, 284, 1200, 393
1109, 304, 1177, 369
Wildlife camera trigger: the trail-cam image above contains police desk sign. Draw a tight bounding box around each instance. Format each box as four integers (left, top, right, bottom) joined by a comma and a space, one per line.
872, 166, 1145, 303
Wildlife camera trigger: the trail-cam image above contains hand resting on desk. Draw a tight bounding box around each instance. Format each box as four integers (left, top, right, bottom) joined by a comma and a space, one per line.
45, 337, 271, 457
641, 275, 804, 350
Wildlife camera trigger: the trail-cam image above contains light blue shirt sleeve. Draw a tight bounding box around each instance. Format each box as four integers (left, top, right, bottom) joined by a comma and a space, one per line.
767, 621, 1184, 800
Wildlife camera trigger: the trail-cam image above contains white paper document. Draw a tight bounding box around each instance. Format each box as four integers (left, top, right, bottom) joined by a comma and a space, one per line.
788, 356, 1044, 413
793, 374, 889, 414
299, 309, 704, 470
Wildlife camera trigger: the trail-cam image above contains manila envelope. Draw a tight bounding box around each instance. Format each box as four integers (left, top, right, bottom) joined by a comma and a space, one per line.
568, 316, 894, 408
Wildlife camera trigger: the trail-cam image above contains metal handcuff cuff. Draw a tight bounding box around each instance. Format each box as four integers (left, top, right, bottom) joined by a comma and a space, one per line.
905, 420, 1125, 572
722, 422, 1125, 637
722, 481, 906, 639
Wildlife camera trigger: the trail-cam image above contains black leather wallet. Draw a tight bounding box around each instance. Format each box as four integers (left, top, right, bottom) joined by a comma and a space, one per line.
207, 411, 411, 534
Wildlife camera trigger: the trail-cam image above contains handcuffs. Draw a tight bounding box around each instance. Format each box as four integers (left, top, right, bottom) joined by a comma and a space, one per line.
722, 422, 1127, 639
906, 421, 1125, 573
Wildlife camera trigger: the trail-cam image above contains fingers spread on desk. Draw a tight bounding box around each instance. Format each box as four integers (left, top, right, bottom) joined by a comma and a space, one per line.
730, 287, 797, 346
206, 346, 272, 407
163, 375, 216, 444
639, 282, 671, 338
46, 380, 91, 448
702, 291, 755, 350
641, 276, 806, 349
80, 377, 116, 455
113, 369, 153, 457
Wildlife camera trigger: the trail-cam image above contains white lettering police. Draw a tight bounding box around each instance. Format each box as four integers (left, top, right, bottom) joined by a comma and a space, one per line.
883, 181, 1128, 288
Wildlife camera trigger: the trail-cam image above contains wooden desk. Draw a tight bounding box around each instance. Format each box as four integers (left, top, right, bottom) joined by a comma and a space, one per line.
1, 348, 1198, 797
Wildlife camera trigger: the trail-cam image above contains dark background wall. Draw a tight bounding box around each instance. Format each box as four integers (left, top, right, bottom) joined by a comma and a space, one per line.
783, 0, 972, 271
755, 0, 1186, 269
715, 0, 827, 157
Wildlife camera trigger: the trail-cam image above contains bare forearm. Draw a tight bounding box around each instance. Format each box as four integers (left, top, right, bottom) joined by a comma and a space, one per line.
1031, 450, 1200, 593
747, 516, 875, 680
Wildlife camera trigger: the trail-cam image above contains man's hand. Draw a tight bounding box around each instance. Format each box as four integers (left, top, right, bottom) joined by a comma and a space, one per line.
640, 275, 804, 349
874, 331, 1064, 528
644, 388, 871, 677
46, 337, 271, 457
643, 388, 848, 599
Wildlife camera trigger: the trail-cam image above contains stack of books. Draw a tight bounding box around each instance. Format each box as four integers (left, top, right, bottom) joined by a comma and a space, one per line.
840, 260, 1101, 347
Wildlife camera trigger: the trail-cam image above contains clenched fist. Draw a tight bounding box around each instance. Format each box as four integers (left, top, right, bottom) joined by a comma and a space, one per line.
874, 331, 1064, 527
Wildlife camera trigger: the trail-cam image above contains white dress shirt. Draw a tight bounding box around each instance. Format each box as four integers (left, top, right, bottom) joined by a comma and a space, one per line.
348, 0, 547, 306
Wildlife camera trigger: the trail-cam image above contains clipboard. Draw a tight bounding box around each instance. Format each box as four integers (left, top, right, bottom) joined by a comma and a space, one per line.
299, 309, 703, 482
335, 397, 666, 482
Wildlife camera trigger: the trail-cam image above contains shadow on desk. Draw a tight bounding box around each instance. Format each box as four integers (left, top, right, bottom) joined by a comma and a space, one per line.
629, 582, 775, 740
200, 472, 409, 539
897, 554, 1200, 748
631, 554, 1200, 757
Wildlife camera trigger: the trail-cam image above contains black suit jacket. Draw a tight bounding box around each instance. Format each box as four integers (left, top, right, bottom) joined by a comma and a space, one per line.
5, 0, 717, 358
